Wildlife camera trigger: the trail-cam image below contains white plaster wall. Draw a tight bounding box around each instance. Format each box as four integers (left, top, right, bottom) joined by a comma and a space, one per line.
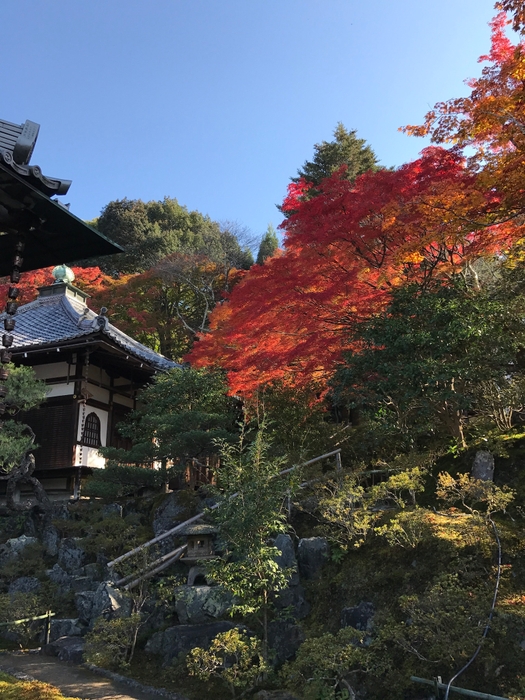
46, 383, 75, 398
74, 445, 105, 469
87, 384, 110, 403
88, 365, 111, 385
33, 362, 70, 380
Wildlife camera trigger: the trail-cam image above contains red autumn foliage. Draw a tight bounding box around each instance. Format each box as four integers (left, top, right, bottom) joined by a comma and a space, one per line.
190, 10, 525, 397
188, 145, 519, 396
0, 266, 114, 307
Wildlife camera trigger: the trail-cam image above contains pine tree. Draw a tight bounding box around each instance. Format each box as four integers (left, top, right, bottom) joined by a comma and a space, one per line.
294, 122, 379, 187
256, 224, 279, 265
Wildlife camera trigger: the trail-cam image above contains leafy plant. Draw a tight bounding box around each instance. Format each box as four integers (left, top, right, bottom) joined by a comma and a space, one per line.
84, 613, 142, 670
205, 426, 294, 658
187, 628, 268, 698
436, 472, 515, 517
282, 626, 374, 700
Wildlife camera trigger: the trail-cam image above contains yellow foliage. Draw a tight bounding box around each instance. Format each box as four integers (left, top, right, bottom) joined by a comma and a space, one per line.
0, 672, 80, 700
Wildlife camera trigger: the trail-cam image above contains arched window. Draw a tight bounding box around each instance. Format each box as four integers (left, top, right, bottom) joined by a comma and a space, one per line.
82, 412, 101, 447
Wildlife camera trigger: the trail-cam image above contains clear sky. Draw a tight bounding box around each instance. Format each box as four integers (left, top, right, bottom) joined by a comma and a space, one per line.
1, 0, 500, 244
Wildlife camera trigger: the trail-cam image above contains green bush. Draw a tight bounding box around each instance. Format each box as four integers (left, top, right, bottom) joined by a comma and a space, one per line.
282, 627, 374, 700
0, 541, 46, 584
84, 614, 142, 670
0, 592, 48, 647
187, 628, 268, 699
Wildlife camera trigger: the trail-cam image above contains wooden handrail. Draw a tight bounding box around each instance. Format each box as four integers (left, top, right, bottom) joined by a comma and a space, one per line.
107, 448, 342, 570
411, 677, 509, 700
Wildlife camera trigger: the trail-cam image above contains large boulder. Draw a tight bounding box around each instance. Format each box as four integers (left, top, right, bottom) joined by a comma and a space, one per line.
297, 537, 328, 580
47, 564, 73, 591
90, 581, 131, 622
268, 621, 304, 666
153, 493, 189, 537
272, 583, 310, 620
0, 535, 38, 566
8, 576, 41, 596
41, 618, 84, 644
472, 451, 495, 482
52, 504, 71, 521
341, 601, 375, 632
41, 524, 60, 557
71, 576, 98, 593
75, 591, 95, 624
145, 621, 237, 666
152, 493, 191, 554
274, 534, 299, 585
57, 538, 86, 574
43, 635, 85, 663
174, 585, 233, 624
23, 507, 51, 539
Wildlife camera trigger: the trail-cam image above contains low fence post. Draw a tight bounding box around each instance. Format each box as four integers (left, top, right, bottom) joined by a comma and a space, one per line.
45, 610, 51, 645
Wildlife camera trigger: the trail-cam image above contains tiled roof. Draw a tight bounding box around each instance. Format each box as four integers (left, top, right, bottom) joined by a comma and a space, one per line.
2, 287, 179, 372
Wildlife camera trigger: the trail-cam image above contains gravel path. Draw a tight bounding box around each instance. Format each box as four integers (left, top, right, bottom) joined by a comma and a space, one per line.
0, 652, 181, 700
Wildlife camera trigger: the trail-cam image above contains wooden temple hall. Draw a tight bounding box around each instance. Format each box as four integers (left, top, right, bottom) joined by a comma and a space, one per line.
0, 115, 182, 501
0, 265, 179, 499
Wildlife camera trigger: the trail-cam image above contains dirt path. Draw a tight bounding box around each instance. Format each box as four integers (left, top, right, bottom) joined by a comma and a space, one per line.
0, 652, 179, 700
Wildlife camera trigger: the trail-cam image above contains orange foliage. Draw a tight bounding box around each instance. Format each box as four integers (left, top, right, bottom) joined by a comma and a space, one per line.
190, 9, 525, 397
403, 12, 525, 233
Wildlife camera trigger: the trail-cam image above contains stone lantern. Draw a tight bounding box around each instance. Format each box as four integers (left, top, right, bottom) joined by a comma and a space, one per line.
181, 523, 218, 586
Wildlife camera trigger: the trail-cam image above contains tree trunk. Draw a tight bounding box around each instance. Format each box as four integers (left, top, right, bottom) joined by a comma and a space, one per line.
7, 457, 50, 512
2, 450, 51, 513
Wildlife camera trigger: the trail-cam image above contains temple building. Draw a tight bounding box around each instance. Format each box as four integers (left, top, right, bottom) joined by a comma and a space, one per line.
0, 265, 179, 498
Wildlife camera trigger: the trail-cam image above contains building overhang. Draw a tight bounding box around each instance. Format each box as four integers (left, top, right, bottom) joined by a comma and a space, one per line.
0, 161, 122, 275
10, 334, 164, 380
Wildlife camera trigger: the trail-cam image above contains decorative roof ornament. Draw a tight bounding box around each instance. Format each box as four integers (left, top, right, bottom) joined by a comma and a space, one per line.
0, 118, 69, 195
52, 264, 75, 285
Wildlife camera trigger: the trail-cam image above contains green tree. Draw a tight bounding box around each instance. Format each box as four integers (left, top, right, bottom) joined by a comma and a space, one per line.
256, 224, 279, 265
333, 280, 525, 451
294, 123, 380, 188
0, 365, 47, 511
98, 367, 238, 487
205, 426, 293, 659
83, 198, 253, 275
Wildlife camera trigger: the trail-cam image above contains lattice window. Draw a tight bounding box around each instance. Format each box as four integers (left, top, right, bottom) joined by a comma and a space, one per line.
83, 412, 101, 447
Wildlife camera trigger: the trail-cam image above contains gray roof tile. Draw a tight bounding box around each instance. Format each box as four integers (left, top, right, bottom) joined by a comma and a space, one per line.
2, 290, 179, 372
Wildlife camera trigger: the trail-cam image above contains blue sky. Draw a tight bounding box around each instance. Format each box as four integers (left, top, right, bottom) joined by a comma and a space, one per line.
2, 0, 499, 245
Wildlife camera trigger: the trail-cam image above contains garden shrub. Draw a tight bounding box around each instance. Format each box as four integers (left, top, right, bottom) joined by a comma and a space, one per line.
187, 628, 269, 699
84, 613, 142, 670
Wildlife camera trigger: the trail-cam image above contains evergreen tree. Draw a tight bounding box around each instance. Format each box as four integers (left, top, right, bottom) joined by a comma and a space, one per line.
0, 365, 48, 511
97, 367, 239, 490
294, 122, 379, 187
256, 224, 279, 265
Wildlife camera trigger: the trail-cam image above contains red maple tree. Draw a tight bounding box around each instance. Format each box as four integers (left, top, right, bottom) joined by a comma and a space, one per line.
189, 146, 509, 396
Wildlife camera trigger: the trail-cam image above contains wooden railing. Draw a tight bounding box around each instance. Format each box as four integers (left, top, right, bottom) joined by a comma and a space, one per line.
107, 449, 342, 587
